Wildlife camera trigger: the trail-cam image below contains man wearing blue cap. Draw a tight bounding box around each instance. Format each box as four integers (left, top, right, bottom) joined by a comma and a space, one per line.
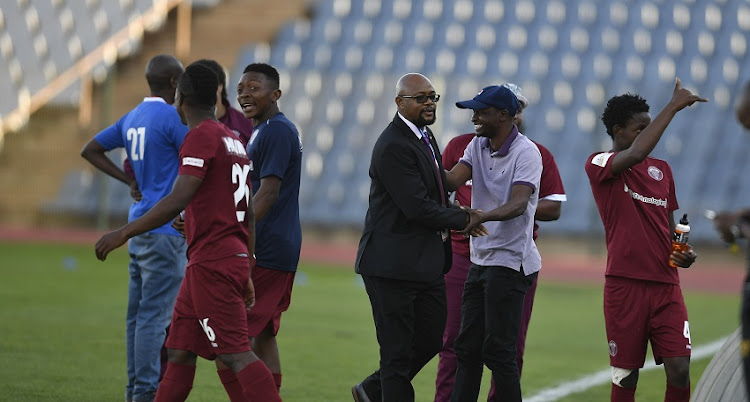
444, 85, 542, 402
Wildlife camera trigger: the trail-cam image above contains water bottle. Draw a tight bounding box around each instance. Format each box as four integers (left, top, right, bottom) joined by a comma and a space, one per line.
669, 213, 690, 268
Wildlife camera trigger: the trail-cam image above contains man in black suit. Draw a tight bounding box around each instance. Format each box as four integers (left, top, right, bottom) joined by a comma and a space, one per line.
352, 73, 484, 402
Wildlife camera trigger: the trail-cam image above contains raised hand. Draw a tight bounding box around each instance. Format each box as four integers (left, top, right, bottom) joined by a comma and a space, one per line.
669, 77, 709, 112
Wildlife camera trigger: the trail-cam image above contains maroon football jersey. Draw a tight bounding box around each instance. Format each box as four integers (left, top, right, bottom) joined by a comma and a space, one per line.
533, 141, 566, 240
179, 119, 253, 266
586, 151, 679, 284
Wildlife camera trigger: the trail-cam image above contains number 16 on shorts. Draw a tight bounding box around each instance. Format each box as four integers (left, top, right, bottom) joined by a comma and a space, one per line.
200, 317, 219, 347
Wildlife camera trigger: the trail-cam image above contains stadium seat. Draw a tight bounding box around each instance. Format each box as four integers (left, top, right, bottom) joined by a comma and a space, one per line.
219, 0, 750, 235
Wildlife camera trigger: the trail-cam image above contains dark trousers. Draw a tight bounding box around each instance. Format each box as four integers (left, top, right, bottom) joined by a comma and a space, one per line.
360, 274, 447, 402
451, 265, 537, 402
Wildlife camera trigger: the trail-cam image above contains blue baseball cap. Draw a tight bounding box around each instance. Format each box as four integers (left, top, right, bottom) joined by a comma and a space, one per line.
455, 85, 520, 115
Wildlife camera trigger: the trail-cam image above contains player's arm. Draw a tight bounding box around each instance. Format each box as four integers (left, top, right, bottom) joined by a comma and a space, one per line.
535, 199, 561, 221
252, 175, 281, 222
244, 185, 257, 309
95, 175, 202, 261
609, 78, 707, 175
668, 211, 698, 268
476, 184, 534, 224
444, 162, 472, 192
81, 139, 135, 188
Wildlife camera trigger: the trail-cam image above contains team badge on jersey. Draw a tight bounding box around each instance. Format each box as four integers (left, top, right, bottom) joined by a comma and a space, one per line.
609, 340, 618, 357
647, 166, 663, 181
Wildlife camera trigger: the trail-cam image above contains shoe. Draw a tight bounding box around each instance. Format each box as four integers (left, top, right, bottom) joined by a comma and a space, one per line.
351, 383, 372, 402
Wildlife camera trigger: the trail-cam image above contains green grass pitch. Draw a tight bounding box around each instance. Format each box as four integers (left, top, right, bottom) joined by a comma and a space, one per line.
0, 241, 740, 401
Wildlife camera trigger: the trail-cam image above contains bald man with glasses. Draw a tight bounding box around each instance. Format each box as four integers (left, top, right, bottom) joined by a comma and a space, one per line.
351, 73, 485, 402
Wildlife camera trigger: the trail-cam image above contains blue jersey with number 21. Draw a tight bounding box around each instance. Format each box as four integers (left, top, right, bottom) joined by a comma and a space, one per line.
94, 97, 189, 235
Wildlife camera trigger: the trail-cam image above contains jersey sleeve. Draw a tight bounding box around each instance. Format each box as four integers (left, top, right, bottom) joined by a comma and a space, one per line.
442, 136, 462, 170
538, 145, 566, 201
179, 130, 215, 179
585, 151, 618, 184
257, 121, 298, 180
93, 117, 125, 150
513, 144, 542, 193
458, 136, 478, 169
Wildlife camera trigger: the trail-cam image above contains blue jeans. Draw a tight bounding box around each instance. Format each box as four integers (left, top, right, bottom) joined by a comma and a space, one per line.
125, 233, 187, 402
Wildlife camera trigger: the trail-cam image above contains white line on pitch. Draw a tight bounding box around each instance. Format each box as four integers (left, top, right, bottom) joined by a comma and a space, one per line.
525, 336, 730, 402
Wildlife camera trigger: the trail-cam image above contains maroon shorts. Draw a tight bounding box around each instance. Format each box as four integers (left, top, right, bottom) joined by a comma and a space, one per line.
604, 276, 691, 369
165, 256, 253, 360
246, 266, 295, 337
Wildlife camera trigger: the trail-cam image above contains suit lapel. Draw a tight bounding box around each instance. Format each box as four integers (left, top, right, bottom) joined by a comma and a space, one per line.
391, 114, 444, 195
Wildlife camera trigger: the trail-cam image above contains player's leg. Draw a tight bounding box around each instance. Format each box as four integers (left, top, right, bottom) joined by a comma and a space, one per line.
452, 264, 486, 402
214, 359, 244, 402
154, 349, 197, 402
125, 247, 143, 402
662, 357, 690, 401
604, 278, 649, 402
131, 233, 187, 402
650, 283, 691, 401
217, 350, 280, 402
435, 252, 471, 402
252, 324, 281, 384
515, 274, 538, 376
192, 257, 279, 402
483, 267, 535, 402
246, 266, 295, 391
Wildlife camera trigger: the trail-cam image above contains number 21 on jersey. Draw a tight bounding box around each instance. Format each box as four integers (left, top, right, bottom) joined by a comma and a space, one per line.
232, 163, 251, 222
127, 127, 146, 160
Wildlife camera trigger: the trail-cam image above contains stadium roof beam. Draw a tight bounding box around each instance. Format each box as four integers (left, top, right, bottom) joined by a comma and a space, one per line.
0, 0, 190, 148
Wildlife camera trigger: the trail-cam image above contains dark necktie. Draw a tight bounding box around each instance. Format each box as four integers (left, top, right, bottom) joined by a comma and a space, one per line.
419, 129, 446, 206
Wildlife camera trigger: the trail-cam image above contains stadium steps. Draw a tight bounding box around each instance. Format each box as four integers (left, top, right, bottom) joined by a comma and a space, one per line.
0, 0, 310, 228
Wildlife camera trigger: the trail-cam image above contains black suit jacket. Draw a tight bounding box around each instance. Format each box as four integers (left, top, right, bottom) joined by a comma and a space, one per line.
355, 113, 468, 282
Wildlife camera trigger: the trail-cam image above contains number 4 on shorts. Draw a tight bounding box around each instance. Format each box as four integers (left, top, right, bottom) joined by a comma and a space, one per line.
683, 321, 692, 345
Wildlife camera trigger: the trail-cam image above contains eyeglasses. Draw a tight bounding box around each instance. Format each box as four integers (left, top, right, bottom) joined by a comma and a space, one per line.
398, 94, 441, 103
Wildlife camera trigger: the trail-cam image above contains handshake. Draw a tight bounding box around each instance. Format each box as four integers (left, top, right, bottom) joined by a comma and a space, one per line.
460, 206, 489, 237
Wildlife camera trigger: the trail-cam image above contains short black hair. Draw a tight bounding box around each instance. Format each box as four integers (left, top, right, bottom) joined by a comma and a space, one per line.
601, 93, 650, 137
242, 63, 280, 89
178, 63, 218, 110
145, 54, 183, 93
194, 59, 227, 101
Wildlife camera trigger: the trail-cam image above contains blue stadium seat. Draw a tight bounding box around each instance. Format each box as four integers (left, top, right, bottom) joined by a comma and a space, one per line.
221, 0, 750, 233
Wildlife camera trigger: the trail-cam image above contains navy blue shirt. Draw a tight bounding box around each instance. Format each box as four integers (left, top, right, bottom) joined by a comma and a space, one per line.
95, 97, 188, 236
247, 113, 302, 272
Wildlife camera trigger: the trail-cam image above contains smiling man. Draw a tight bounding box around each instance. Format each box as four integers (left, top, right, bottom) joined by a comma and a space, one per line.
585, 79, 705, 402
233, 62, 302, 395
352, 73, 485, 402
443, 84, 541, 402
